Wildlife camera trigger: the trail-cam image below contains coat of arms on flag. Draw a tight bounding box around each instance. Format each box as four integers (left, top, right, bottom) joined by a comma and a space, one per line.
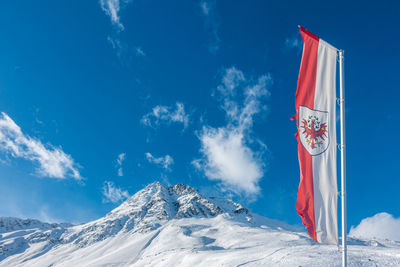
298, 106, 329, 156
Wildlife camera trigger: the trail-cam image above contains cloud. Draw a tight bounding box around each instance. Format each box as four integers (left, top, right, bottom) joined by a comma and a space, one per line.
349, 212, 400, 241
194, 67, 271, 195
284, 37, 301, 49
100, 0, 132, 31
200, 0, 211, 15
107, 35, 124, 58
195, 128, 263, 194
141, 102, 189, 129
217, 67, 245, 96
0, 112, 82, 180
102, 181, 129, 203
135, 47, 146, 56
37, 206, 63, 224
101, 1, 144, 63
107, 36, 145, 62
199, 0, 221, 54
284, 35, 302, 55
145, 152, 174, 171
116, 153, 126, 176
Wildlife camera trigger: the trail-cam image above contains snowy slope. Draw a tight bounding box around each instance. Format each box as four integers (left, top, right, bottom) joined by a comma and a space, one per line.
1, 182, 400, 266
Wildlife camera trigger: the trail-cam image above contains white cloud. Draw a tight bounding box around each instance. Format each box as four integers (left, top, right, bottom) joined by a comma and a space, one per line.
107, 36, 145, 60
0, 112, 82, 180
217, 67, 245, 96
284, 36, 302, 55
101, 1, 144, 62
141, 102, 189, 129
200, 0, 211, 16
116, 153, 126, 176
200, 0, 220, 54
349, 212, 400, 241
284, 37, 301, 49
196, 127, 263, 194
145, 152, 174, 171
194, 67, 271, 195
102, 181, 129, 203
117, 153, 125, 166
107, 35, 123, 56
135, 47, 146, 56
37, 206, 63, 223
100, 0, 132, 31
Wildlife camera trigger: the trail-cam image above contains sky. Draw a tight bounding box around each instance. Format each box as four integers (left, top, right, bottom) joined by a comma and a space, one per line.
0, 0, 399, 236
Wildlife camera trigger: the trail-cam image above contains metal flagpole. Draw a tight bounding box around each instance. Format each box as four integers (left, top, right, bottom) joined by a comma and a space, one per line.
339, 49, 347, 267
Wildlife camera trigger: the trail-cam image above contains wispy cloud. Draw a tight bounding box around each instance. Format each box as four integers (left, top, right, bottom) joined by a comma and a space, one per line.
141, 102, 189, 129
106, 36, 146, 62
100, 0, 132, 31
0, 112, 82, 180
100, 0, 144, 62
135, 47, 146, 56
116, 153, 126, 176
200, 0, 221, 54
284, 35, 302, 55
37, 206, 63, 224
200, 0, 211, 15
145, 152, 174, 171
284, 37, 301, 49
194, 67, 271, 195
349, 212, 400, 241
107, 35, 124, 57
102, 181, 129, 203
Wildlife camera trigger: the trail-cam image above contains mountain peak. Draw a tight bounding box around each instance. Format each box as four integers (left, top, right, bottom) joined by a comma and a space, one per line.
171, 183, 196, 195
111, 182, 235, 222
0, 182, 252, 253
59, 182, 251, 247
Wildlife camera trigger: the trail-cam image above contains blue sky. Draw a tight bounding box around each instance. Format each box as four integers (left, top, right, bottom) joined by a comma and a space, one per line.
0, 0, 399, 233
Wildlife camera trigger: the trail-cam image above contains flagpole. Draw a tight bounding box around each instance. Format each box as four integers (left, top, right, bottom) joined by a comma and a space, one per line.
339, 49, 347, 267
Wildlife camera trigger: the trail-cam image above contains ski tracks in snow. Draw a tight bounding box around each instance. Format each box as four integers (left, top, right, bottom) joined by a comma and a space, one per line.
236, 247, 287, 266
129, 229, 162, 266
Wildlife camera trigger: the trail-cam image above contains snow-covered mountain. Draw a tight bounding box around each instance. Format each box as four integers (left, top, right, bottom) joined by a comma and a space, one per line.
1, 182, 400, 266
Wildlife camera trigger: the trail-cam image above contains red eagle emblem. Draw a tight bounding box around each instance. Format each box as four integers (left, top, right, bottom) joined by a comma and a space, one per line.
301, 116, 328, 149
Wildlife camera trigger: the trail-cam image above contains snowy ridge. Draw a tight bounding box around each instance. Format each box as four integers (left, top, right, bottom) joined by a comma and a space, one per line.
1, 182, 400, 266
60, 182, 251, 248
0, 182, 252, 258
0, 218, 70, 262
0, 217, 71, 233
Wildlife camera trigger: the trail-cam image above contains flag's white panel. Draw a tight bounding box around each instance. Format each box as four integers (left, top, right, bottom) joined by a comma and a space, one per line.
312, 39, 338, 245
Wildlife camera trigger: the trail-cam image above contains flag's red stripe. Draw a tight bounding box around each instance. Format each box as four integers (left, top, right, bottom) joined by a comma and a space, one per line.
299, 26, 319, 42
295, 28, 320, 242
295, 28, 319, 110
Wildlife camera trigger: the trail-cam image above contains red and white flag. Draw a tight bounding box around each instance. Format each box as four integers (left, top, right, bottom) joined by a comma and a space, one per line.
293, 27, 338, 244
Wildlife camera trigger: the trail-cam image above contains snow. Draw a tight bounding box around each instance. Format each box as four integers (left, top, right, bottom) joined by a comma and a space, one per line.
1, 182, 400, 266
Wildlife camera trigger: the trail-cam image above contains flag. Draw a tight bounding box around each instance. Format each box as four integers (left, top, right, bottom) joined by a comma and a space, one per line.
293, 26, 338, 245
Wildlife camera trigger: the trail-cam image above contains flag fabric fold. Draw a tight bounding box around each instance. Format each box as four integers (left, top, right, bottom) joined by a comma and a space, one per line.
294, 26, 338, 245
